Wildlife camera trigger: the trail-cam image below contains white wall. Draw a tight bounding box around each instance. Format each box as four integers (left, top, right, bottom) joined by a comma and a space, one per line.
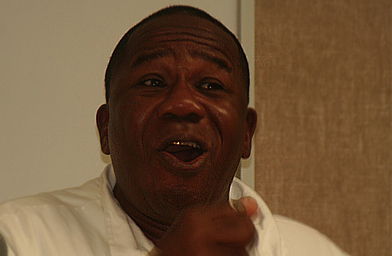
0, 0, 239, 203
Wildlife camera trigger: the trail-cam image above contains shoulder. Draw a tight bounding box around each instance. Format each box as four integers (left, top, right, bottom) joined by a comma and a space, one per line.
0, 176, 103, 238
0, 176, 105, 255
0, 177, 101, 215
273, 215, 349, 256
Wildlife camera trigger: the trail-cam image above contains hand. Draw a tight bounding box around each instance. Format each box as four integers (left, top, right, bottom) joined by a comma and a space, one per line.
155, 197, 258, 256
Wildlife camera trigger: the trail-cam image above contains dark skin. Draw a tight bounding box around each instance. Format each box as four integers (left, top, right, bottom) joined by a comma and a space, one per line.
96, 13, 258, 255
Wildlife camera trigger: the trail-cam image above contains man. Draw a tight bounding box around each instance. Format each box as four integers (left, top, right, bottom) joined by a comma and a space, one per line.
0, 6, 348, 256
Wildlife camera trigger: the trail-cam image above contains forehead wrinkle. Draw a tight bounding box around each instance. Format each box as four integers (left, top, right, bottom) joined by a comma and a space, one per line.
137, 24, 218, 40
131, 48, 176, 69
155, 38, 233, 68
188, 49, 232, 73
146, 31, 220, 45
136, 28, 227, 52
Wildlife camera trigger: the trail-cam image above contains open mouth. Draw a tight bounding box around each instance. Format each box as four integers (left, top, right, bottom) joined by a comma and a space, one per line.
163, 141, 204, 162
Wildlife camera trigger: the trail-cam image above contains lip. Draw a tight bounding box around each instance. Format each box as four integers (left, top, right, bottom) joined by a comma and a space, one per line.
158, 150, 207, 176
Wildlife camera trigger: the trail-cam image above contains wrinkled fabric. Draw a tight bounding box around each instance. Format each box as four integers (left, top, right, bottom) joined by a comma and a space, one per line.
0, 165, 348, 256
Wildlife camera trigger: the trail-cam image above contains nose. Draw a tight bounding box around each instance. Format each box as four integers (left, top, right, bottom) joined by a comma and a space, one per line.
157, 81, 205, 122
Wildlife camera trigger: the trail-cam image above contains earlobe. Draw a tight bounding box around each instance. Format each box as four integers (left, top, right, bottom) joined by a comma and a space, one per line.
242, 108, 257, 158
96, 104, 110, 155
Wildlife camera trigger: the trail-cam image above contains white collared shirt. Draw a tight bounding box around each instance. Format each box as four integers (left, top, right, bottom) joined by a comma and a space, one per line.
0, 165, 348, 256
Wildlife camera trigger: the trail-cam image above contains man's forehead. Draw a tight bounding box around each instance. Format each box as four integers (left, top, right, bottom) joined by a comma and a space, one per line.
130, 46, 233, 75
131, 13, 229, 37
127, 14, 238, 55
124, 14, 240, 70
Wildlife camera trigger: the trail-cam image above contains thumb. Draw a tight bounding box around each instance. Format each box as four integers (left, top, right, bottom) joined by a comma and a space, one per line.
230, 197, 258, 217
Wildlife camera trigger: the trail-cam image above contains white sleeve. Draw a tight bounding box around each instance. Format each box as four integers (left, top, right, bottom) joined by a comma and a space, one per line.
274, 215, 350, 256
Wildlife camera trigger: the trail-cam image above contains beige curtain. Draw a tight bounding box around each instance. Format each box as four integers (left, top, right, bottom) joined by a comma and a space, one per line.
254, 1, 391, 255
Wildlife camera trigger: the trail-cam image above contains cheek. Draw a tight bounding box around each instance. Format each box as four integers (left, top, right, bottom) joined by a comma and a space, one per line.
209, 100, 247, 144
205, 100, 247, 183
109, 99, 155, 157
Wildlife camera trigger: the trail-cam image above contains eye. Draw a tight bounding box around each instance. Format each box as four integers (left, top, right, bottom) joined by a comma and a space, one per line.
140, 78, 165, 88
198, 82, 224, 90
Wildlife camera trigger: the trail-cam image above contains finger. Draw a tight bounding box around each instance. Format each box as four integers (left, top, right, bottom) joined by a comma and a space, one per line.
230, 197, 258, 217
147, 247, 162, 256
208, 214, 256, 246
239, 197, 258, 217
229, 199, 246, 214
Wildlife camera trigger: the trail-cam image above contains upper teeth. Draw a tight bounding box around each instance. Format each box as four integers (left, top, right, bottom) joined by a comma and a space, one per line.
172, 141, 201, 149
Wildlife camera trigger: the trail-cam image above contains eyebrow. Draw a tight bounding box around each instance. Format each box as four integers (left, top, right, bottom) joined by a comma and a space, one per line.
189, 50, 232, 73
131, 48, 175, 69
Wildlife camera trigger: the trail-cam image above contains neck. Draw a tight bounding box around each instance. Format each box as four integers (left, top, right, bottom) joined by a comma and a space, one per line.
113, 185, 172, 244
113, 183, 232, 244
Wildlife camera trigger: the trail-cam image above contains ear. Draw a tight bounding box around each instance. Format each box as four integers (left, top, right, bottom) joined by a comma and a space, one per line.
96, 104, 110, 155
242, 108, 257, 158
